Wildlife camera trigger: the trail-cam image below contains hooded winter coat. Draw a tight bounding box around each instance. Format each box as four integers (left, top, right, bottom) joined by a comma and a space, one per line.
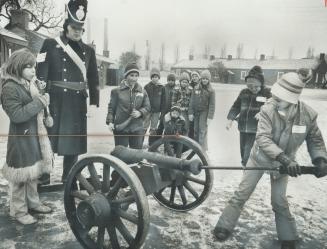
1, 75, 53, 183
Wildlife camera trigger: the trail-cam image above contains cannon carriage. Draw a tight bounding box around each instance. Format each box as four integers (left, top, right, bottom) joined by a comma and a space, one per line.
63, 136, 213, 249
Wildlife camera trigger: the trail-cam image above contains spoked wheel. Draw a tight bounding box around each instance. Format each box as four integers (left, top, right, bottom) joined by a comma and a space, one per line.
149, 135, 213, 212
64, 155, 150, 249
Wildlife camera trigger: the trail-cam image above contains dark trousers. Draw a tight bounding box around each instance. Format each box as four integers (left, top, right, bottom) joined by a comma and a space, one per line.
114, 130, 144, 149
189, 120, 194, 139
240, 132, 256, 167
62, 155, 78, 183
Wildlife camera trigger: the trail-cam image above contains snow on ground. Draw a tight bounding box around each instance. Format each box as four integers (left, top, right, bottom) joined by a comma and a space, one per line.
0, 82, 327, 249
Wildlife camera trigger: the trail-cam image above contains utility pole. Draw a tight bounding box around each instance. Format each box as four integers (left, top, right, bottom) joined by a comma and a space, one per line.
175, 44, 180, 64
159, 42, 165, 71
145, 40, 151, 70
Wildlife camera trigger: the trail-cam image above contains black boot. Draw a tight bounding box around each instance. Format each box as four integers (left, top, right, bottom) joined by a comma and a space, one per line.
281, 240, 296, 249
213, 227, 231, 241
62, 155, 78, 183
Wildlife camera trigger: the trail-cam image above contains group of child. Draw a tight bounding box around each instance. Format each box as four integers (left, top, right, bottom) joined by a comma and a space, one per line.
106, 62, 216, 151
1, 50, 327, 249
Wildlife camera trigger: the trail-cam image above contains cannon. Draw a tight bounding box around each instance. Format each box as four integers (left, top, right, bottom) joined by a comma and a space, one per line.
64, 135, 213, 249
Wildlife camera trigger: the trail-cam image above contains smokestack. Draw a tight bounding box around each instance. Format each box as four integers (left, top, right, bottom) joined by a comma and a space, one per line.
260, 54, 265, 61
103, 18, 109, 58
10, 10, 30, 30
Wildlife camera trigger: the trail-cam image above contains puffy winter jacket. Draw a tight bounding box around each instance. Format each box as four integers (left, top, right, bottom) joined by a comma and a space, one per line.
188, 83, 215, 119
227, 87, 271, 133
251, 99, 327, 167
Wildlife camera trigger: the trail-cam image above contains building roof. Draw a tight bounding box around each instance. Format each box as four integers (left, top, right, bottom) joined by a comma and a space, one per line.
96, 54, 118, 65
0, 27, 28, 46
222, 58, 318, 70
171, 59, 215, 69
172, 58, 318, 71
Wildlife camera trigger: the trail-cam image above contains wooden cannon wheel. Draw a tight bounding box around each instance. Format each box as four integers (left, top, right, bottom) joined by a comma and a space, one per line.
149, 136, 214, 212
64, 155, 150, 249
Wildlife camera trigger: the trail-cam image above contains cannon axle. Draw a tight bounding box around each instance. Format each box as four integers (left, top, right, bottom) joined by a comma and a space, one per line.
76, 193, 112, 229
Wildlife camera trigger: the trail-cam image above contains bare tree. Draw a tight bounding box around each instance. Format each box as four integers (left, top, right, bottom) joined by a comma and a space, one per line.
159, 42, 165, 71
145, 40, 151, 70
1, 0, 63, 31
236, 43, 243, 59
220, 43, 226, 59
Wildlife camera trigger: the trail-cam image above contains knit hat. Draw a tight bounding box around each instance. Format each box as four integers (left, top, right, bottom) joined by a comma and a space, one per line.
191, 71, 200, 78
171, 105, 182, 113
179, 72, 190, 82
245, 65, 264, 85
150, 67, 160, 79
271, 72, 305, 104
66, 0, 88, 26
200, 70, 211, 81
124, 63, 140, 78
297, 68, 312, 83
167, 73, 176, 81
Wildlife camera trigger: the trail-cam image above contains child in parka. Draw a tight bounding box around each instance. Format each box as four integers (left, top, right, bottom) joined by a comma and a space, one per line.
1, 49, 53, 225
144, 68, 165, 146
213, 71, 327, 249
172, 72, 192, 133
188, 70, 215, 151
163, 105, 187, 156
226, 65, 271, 166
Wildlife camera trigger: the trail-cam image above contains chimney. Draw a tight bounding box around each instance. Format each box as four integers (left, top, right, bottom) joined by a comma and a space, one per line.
227, 55, 232, 60
10, 9, 30, 30
103, 18, 110, 58
209, 55, 215, 61
260, 54, 265, 61
189, 54, 194, 61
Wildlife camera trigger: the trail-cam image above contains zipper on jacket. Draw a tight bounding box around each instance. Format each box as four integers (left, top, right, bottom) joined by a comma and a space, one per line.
245, 94, 254, 133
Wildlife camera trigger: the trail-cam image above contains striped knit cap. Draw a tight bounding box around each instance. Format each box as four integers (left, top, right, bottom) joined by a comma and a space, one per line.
124, 63, 139, 78
271, 72, 305, 104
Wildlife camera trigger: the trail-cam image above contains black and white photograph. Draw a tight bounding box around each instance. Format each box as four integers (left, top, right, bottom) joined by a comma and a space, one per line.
0, 0, 327, 248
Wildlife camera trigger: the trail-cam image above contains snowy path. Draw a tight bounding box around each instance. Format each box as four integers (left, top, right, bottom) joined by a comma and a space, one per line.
0, 83, 326, 248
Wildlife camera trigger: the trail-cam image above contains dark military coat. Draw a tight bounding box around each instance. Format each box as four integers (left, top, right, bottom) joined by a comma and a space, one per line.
36, 34, 99, 155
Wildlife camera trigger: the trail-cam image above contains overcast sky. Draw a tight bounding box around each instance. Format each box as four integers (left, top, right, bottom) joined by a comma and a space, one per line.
47, 0, 327, 63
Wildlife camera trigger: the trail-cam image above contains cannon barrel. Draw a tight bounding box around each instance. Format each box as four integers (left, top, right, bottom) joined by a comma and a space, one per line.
111, 146, 202, 175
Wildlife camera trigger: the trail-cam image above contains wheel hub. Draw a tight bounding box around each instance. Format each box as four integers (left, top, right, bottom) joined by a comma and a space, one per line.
76, 192, 111, 229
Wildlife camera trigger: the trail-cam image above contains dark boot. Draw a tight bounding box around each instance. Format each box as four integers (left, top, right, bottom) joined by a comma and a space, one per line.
62, 155, 78, 183
212, 227, 231, 241
281, 240, 296, 249
38, 173, 50, 185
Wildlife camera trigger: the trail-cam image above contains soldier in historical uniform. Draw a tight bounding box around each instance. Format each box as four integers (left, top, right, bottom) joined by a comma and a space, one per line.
36, 0, 99, 183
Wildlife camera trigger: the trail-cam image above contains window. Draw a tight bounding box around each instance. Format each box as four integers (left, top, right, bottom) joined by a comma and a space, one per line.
277, 72, 284, 80
240, 71, 247, 80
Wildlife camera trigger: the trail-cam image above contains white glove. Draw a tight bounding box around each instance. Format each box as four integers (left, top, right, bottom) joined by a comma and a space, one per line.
108, 123, 115, 132
131, 110, 142, 118
226, 120, 233, 130
207, 118, 212, 126
188, 114, 194, 121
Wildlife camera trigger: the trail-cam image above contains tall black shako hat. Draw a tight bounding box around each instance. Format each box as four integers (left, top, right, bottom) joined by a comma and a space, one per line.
65, 0, 88, 26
